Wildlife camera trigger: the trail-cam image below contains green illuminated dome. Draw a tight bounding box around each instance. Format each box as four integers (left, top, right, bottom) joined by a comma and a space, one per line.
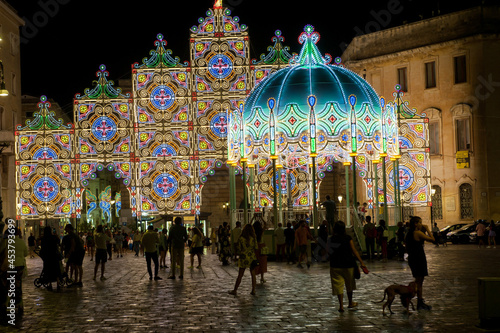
244, 25, 383, 146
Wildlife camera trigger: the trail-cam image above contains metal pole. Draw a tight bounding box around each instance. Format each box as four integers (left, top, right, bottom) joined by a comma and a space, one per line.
345, 163, 350, 227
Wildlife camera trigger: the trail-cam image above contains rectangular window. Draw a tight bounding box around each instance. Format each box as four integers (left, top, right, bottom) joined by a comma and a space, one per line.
429, 122, 440, 155
9, 33, 20, 56
397, 67, 408, 92
454, 55, 467, 84
456, 118, 471, 151
425, 62, 436, 89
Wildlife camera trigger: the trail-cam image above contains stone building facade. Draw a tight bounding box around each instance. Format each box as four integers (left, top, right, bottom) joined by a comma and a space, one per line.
342, 5, 500, 224
0, 1, 23, 222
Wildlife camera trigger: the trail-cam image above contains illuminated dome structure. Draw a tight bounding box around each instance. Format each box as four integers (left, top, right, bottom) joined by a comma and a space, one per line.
241, 25, 393, 167
228, 25, 400, 226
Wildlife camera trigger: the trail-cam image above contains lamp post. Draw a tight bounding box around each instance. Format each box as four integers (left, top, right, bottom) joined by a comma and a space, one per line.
430, 187, 436, 226
338, 195, 342, 222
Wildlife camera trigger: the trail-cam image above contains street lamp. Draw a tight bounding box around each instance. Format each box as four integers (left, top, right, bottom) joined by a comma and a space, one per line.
430, 187, 436, 226
0, 60, 8, 97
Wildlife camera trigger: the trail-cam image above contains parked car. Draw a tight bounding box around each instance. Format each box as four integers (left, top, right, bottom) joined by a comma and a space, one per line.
448, 223, 479, 244
440, 223, 468, 242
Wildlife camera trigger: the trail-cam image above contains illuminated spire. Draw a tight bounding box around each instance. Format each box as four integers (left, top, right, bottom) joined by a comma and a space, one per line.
291, 25, 331, 66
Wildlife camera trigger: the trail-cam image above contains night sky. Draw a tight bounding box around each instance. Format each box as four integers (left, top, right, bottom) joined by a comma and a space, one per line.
7, 0, 481, 116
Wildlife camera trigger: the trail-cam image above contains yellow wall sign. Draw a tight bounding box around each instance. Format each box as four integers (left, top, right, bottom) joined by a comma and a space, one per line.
456, 151, 470, 169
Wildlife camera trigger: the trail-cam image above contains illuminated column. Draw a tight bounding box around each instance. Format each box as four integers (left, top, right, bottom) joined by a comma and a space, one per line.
249, 164, 255, 215
241, 158, 248, 226
277, 164, 283, 226
308, 96, 318, 232
373, 160, 379, 222
344, 161, 351, 227
287, 169, 292, 223
268, 98, 278, 228
380, 97, 388, 223
382, 156, 388, 223
348, 95, 358, 211
229, 162, 236, 228
272, 157, 278, 228
392, 157, 398, 224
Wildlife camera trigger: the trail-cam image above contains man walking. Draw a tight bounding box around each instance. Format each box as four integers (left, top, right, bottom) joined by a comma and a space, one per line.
295, 221, 314, 268
169, 217, 188, 279
93, 225, 110, 281
114, 230, 124, 258
322, 195, 337, 234
133, 231, 142, 256
141, 225, 162, 280
274, 223, 286, 261
63, 224, 85, 287
362, 216, 376, 260
231, 221, 242, 261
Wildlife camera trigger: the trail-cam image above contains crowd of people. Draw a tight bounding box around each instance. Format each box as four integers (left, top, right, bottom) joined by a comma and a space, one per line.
1, 207, 472, 320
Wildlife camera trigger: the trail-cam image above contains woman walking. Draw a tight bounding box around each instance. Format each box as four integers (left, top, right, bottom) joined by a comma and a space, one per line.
253, 221, 267, 284
228, 224, 258, 296
159, 229, 168, 268
218, 222, 231, 265
328, 221, 367, 312
40, 226, 63, 291
405, 216, 435, 310
210, 227, 218, 254
189, 227, 204, 268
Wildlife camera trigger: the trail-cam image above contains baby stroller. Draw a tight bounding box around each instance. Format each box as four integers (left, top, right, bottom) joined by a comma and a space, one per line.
33, 249, 73, 289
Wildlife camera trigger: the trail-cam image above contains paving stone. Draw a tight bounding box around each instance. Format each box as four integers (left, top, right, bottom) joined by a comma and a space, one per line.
1, 245, 499, 332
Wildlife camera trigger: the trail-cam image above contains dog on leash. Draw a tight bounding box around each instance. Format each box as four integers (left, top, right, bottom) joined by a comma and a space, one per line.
373, 281, 418, 315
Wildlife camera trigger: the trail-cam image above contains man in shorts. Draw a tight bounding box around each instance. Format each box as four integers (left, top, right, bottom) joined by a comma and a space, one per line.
64, 224, 85, 287
114, 230, 124, 258
94, 225, 110, 281
294, 221, 314, 268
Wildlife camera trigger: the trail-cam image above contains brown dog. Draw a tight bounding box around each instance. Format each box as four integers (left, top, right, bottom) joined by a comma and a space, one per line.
373, 282, 418, 315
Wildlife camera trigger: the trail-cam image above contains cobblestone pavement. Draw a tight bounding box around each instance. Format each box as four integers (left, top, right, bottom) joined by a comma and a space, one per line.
2, 244, 500, 332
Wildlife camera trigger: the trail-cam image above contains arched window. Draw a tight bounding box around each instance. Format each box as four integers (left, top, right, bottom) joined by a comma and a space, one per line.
431, 185, 443, 220
459, 183, 473, 220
